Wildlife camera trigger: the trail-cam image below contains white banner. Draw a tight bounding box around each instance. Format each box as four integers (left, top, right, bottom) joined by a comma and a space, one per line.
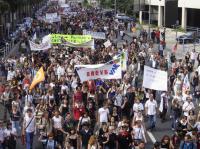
61, 11, 77, 16
29, 35, 51, 51
45, 13, 61, 23
75, 58, 122, 82
83, 30, 106, 39
143, 66, 168, 91
46, 13, 57, 20
63, 39, 94, 49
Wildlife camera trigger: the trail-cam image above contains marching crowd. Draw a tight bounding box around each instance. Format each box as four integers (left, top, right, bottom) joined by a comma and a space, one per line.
0, 1, 200, 149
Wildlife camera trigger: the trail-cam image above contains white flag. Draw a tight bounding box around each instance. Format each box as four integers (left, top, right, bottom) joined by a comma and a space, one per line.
32, 33, 37, 41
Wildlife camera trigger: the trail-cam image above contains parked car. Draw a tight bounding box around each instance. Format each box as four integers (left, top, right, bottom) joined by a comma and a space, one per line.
0, 39, 6, 49
176, 32, 196, 44
103, 10, 115, 18
115, 13, 134, 22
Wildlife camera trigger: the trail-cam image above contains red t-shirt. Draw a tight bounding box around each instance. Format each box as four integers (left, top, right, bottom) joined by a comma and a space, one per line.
73, 91, 83, 103
23, 78, 31, 86
0, 85, 5, 95
73, 106, 85, 121
156, 31, 160, 38
87, 80, 96, 93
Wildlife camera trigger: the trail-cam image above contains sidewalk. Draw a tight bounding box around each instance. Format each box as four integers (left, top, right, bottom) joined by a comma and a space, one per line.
125, 25, 200, 59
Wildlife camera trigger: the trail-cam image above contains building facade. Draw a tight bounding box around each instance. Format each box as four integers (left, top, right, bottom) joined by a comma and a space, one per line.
140, 0, 200, 29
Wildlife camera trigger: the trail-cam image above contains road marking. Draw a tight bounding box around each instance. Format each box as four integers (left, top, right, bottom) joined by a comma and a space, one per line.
147, 131, 157, 143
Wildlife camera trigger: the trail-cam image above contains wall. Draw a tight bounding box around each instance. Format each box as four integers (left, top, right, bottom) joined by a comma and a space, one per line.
145, 0, 164, 6
178, 0, 200, 9
145, 0, 200, 9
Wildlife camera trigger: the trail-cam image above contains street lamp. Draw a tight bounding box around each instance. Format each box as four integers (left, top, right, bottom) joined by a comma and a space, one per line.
115, 0, 117, 15
148, 0, 151, 39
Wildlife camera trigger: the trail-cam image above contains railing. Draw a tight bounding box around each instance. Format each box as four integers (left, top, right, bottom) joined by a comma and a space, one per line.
0, 41, 15, 59
186, 26, 200, 36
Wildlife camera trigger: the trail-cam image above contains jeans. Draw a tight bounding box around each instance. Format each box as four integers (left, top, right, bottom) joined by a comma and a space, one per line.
26, 132, 34, 149
148, 115, 156, 129
0, 143, 4, 149
11, 121, 20, 136
172, 111, 179, 129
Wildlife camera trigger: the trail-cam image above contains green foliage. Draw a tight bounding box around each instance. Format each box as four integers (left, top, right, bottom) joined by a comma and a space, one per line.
0, 0, 10, 13
100, 0, 134, 15
83, 0, 90, 8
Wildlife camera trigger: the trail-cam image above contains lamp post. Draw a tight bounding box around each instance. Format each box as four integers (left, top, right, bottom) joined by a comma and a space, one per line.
115, 0, 117, 15
148, 0, 151, 39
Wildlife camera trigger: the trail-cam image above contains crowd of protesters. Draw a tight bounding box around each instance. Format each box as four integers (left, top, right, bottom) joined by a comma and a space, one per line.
0, 1, 200, 149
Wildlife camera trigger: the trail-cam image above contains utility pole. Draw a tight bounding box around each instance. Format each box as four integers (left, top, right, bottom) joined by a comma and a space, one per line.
148, 0, 151, 39
115, 0, 117, 15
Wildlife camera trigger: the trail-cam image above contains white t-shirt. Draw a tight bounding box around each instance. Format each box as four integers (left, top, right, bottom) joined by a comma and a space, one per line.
24, 115, 35, 133
182, 101, 195, 116
52, 116, 62, 129
114, 94, 123, 107
194, 122, 200, 132
98, 107, 109, 123
133, 103, 144, 113
4, 128, 17, 138
0, 127, 5, 142
25, 95, 33, 106
132, 126, 145, 140
190, 52, 196, 60
56, 66, 65, 76
61, 85, 69, 93
79, 116, 90, 125
7, 70, 15, 81
145, 99, 157, 115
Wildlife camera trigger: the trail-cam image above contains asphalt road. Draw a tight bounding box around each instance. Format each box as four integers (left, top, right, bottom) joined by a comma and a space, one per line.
1, 25, 194, 149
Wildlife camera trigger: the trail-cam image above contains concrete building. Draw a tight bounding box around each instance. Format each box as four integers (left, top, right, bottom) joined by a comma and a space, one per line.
139, 0, 200, 29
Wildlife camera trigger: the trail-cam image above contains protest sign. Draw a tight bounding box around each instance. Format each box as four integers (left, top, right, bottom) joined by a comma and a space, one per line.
75, 58, 122, 82
142, 66, 168, 91
45, 13, 61, 23
83, 30, 106, 39
104, 40, 112, 48
46, 13, 57, 20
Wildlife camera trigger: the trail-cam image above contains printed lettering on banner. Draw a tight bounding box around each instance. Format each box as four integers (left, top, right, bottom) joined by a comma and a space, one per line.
75, 58, 122, 82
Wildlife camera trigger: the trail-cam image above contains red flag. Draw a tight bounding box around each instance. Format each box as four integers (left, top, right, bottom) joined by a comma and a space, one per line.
172, 43, 178, 53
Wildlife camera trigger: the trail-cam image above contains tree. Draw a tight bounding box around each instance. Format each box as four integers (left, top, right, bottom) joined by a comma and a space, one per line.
100, 0, 134, 15
0, 0, 10, 13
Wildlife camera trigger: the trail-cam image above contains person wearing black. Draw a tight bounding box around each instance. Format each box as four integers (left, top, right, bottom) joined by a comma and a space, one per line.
171, 99, 182, 130
107, 126, 117, 149
191, 71, 199, 93
79, 122, 93, 149
4, 122, 17, 149
169, 71, 176, 93
151, 30, 156, 43
53, 82, 61, 106
170, 53, 176, 63
125, 87, 135, 107
117, 125, 132, 149
98, 124, 109, 149
10, 105, 21, 137
197, 53, 200, 66
63, 113, 75, 134
176, 116, 188, 139
121, 96, 131, 119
